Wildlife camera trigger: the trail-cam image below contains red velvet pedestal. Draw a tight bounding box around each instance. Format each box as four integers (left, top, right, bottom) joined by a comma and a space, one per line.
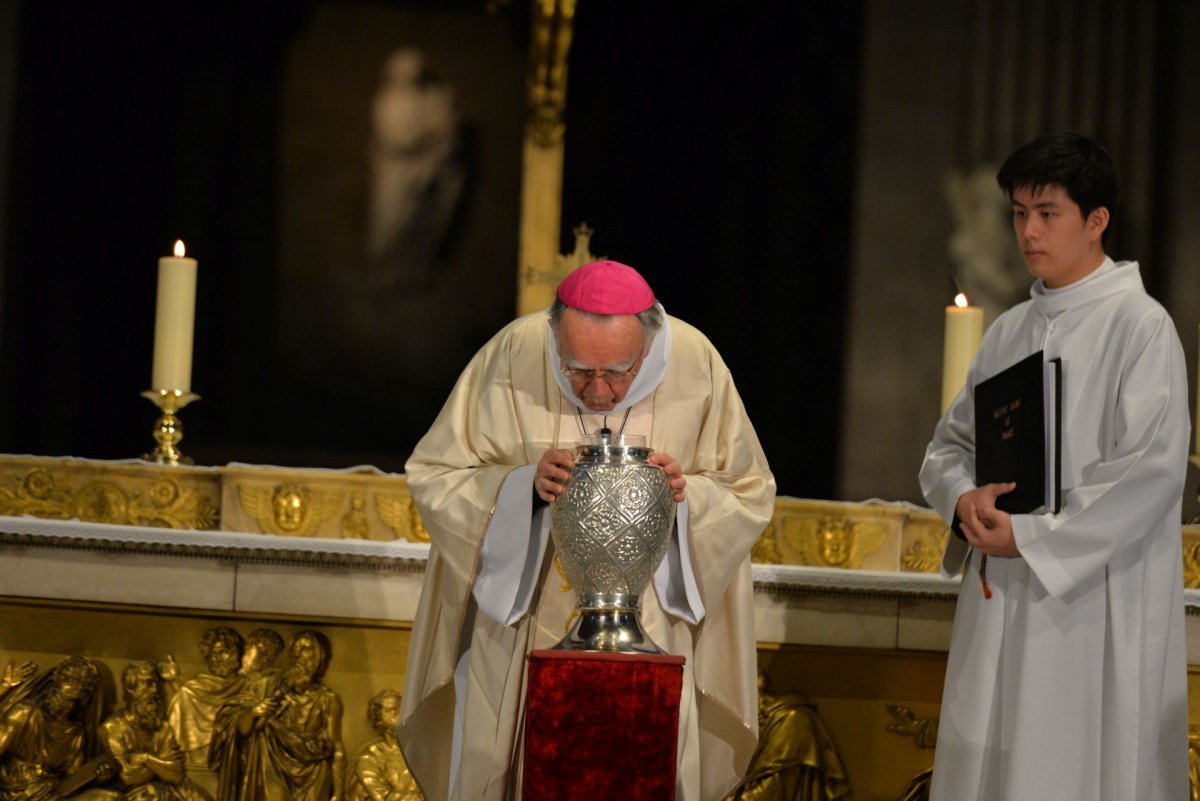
522, 649, 686, 801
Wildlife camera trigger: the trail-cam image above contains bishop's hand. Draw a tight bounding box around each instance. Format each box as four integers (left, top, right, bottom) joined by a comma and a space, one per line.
535, 449, 574, 503
648, 452, 686, 502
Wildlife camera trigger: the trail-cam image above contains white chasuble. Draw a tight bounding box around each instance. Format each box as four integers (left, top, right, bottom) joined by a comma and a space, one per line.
399, 310, 776, 801
921, 259, 1191, 801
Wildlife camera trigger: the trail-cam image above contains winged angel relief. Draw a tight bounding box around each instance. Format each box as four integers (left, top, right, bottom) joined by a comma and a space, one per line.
237, 483, 343, 537
376, 492, 430, 542
782, 516, 888, 569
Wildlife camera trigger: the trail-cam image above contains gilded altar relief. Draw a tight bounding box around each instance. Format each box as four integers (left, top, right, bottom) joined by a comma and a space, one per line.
0, 457, 219, 530
0, 627, 422, 801
0, 455, 429, 542
222, 466, 428, 541
753, 498, 950, 573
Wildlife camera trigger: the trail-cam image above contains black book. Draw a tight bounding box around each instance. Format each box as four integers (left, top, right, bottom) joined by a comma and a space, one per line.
973, 350, 1062, 515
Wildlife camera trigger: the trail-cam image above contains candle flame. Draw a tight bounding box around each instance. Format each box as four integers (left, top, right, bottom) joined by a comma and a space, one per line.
954, 292, 969, 308
174, 240, 186, 258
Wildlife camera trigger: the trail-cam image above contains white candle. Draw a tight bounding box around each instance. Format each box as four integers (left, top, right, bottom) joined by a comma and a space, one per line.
151, 240, 198, 392
941, 293, 984, 414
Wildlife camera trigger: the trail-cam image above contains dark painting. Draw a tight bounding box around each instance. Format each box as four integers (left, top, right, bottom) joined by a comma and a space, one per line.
0, 1, 527, 471
275, 5, 525, 427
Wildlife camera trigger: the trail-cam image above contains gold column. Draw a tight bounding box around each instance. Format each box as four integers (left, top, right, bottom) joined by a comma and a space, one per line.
517, 0, 576, 316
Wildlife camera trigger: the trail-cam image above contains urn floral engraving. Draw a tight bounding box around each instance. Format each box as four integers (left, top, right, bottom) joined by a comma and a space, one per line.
550, 434, 677, 653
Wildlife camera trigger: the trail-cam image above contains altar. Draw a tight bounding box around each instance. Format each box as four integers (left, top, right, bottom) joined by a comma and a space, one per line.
2, 455, 1199, 800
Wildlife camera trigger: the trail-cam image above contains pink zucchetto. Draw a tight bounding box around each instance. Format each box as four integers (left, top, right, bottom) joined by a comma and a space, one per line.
556, 260, 655, 315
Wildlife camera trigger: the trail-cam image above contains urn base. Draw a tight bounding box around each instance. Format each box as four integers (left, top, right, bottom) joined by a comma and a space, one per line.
553, 592, 665, 654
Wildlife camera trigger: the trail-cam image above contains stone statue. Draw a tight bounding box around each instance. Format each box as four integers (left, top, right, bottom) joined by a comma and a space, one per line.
238, 631, 283, 682
344, 691, 419, 801
944, 164, 1028, 321
0, 662, 37, 703
100, 662, 211, 801
725, 674, 850, 800
166, 628, 245, 770
209, 631, 345, 801
0, 655, 118, 801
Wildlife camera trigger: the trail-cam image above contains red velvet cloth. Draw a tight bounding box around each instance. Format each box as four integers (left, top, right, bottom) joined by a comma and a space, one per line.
522, 650, 685, 801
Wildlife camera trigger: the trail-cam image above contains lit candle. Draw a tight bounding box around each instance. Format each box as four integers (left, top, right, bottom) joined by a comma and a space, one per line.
151, 240, 198, 392
941, 292, 984, 414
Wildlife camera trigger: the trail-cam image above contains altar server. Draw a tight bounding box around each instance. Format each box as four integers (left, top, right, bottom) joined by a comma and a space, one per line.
398, 260, 775, 800
921, 132, 1191, 801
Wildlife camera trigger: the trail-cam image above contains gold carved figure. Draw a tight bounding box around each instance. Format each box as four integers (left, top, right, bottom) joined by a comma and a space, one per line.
237, 484, 341, 537
166, 628, 246, 771
1188, 725, 1200, 801
784, 516, 887, 569
238, 631, 284, 683
209, 631, 345, 801
751, 520, 783, 564
272, 485, 308, 533
344, 691, 420, 801
725, 674, 850, 800
885, 705, 938, 801
340, 494, 369, 540
0, 662, 37, 704
101, 662, 212, 801
0, 656, 118, 801
527, 0, 576, 146
374, 495, 429, 543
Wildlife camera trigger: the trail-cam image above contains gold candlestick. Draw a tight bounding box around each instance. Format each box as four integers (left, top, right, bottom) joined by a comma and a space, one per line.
142, 389, 200, 466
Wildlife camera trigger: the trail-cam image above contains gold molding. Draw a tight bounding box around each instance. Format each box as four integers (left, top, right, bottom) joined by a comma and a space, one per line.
0, 456, 429, 543
757, 498, 947, 573
4, 456, 1195, 587
757, 497, 1200, 592
0, 458, 219, 529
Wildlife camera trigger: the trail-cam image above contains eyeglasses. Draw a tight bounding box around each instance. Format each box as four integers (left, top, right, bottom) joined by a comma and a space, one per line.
559, 365, 639, 386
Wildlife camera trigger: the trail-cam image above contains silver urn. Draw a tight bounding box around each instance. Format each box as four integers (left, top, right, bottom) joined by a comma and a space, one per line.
550, 433, 677, 653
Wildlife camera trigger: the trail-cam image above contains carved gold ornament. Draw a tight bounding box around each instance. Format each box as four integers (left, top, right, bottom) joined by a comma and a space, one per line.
237, 483, 343, 537
375, 493, 430, 542
783, 515, 888, 569
527, 0, 576, 146
341, 492, 370, 539
1184, 540, 1200, 589
0, 466, 218, 529
901, 521, 950, 573
751, 520, 783, 565
220, 464, 425, 540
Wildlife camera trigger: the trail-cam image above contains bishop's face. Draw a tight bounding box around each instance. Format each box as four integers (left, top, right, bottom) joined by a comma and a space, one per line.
555, 310, 646, 413
1010, 184, 1108, 289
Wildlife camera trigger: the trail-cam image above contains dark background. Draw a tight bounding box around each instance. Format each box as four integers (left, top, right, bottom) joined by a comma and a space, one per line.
0, 0, 860, 499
